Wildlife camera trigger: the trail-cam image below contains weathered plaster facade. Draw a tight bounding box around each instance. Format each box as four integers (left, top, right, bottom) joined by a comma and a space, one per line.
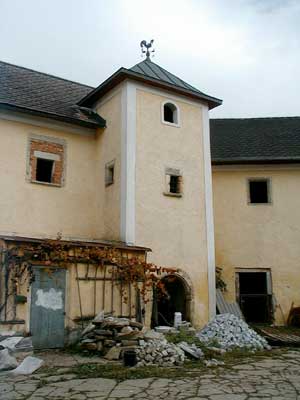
0, 118, 100, 240
135, 87, 213, 327
213, 165, 300, 325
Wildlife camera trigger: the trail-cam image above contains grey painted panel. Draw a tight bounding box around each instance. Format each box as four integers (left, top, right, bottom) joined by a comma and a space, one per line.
30, 267, 66, 349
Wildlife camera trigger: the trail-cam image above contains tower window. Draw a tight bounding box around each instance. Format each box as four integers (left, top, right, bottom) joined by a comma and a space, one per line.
248, 179, 271, 204
105, 160, 115, 186
164, 168, 183, 197
169, 175, 180, 194
162, 102, 179, 125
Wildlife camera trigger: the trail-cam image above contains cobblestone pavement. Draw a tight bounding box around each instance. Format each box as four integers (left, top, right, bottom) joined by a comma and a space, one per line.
1, 349, 300, 399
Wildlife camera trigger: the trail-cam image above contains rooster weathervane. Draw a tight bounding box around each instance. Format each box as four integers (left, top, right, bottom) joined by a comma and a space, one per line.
140, 39, 155, 60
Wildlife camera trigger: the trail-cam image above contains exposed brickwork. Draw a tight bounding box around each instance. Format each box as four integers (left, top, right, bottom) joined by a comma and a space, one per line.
29, 139, 64, 185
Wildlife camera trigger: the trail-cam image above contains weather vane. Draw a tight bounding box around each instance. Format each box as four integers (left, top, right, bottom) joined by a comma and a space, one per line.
140, 39, 155, 60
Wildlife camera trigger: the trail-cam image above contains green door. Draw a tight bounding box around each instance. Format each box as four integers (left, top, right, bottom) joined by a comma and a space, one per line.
30, 267, 66, 349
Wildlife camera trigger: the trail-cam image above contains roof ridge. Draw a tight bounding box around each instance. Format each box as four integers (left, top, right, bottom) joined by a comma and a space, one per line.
0, 59, 94, 90
144, 60, 179, 85
211, 116, 300, 121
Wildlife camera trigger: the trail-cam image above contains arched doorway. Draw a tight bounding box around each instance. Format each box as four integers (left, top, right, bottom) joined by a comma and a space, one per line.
152, 274, 191, 327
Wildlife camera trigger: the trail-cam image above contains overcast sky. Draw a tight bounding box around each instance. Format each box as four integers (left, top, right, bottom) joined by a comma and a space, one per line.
0, 0, 299, 118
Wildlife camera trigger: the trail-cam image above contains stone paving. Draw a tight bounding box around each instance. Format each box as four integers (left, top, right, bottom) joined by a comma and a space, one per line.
1, 349, 300, 399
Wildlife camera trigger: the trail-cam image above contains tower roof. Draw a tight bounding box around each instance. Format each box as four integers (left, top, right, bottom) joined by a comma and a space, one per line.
78, 59, 222, 110
130, 59, 209, 99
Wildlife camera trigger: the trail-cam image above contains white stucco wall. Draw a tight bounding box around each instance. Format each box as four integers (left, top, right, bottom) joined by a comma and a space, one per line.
134, 87, 213, 327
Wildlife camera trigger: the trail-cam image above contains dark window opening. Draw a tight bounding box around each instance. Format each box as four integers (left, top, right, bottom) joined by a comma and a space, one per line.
163, 103, 177, 124
249, 180, 269, 203
36, 158, 54, 183
105, 162, 115, 186
169, 175, 181, 194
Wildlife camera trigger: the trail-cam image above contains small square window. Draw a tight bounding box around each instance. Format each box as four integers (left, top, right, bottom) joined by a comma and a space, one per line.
105, 161, 115, 186
28, 136, 65, 187
248, 179, 270, 204
36, 158, 54, 183
169, 175, 181, 194
164, 168, 182, 197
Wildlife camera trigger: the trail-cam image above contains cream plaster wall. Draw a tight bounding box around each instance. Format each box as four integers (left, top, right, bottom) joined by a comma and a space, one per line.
135, 89, 210, 328
213, 167, 300, 324
0, 118, 102, 240
96, 89, 122, 240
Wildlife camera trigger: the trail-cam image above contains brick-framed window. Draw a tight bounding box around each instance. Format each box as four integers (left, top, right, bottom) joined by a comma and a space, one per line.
27, 135, 66, 187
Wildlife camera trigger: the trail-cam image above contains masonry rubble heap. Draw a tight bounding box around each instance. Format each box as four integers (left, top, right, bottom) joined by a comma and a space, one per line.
80, 313, 188, 366
136, 337, 185, 367
80, 312, 271, 366
80, 313, 144, 355
196, 313, 271, 351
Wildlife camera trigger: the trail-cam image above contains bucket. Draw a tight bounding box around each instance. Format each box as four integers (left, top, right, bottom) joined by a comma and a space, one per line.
174, 312, 182, 328
123, 349, 137, 367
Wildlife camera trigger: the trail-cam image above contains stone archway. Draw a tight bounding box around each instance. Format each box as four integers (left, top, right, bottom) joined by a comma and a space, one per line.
152, 273, 192, 327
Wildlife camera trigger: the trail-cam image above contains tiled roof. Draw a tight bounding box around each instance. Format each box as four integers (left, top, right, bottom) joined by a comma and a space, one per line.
79, 59, 222, 109
0, 61, 105, 128
210, 117, 300, 164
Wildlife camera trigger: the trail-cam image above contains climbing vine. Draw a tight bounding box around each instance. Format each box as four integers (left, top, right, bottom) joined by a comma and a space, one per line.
0, 239, 177, 321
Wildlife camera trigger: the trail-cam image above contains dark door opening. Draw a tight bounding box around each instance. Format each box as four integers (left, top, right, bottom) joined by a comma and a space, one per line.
237, 271, 272, 324
152, 275, 189, 327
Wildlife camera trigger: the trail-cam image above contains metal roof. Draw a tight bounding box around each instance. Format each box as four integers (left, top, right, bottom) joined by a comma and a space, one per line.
79, 60, 222, 110
131, 59, 211, 98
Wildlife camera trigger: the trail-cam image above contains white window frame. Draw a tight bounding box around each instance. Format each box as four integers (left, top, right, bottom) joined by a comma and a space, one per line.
161, 100, 180, 127
163, 167, 183, 197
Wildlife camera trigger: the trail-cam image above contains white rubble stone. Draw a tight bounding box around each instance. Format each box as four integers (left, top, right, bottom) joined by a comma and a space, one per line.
10, 356, 44, 375
197, 314, 269, 351
135, 339, 185, 366
0, 336, 23, 351
0, 349, 18, 371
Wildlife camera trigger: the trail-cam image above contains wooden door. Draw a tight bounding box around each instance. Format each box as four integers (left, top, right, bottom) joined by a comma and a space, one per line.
30, 267, 66, 349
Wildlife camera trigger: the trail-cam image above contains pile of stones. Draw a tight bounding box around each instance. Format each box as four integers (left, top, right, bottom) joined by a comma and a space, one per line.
197, 313, 270, 351
136, 338, 185, 367
79, 313, 144, 359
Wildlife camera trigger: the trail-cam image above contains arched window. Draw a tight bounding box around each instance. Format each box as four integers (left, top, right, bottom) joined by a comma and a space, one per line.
162, 102, 179, 125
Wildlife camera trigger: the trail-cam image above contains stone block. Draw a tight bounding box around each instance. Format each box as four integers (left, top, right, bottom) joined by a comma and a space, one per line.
104, 346, 121, 360
0, 349, 18, 371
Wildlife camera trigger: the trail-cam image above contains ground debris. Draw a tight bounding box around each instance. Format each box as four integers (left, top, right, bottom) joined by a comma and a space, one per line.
197, 313, 271, 351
